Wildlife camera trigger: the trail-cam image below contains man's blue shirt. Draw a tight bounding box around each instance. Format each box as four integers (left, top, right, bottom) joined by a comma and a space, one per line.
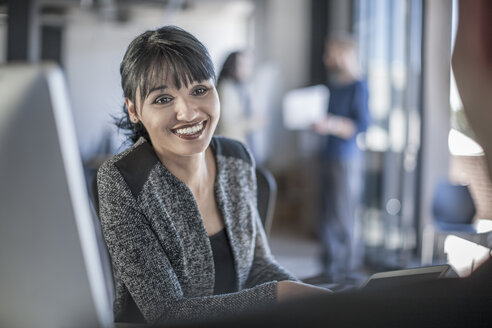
322, 79, 370, 160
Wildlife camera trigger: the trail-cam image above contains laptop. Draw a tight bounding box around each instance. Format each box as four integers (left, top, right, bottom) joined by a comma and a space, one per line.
0, 64, 113, 328
361, 264, 456, 291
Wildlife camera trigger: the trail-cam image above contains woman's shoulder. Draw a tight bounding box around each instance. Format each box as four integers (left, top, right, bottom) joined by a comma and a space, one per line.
211, 136, 253, 166
99, 137, 147, 167
97, 138, 160, 194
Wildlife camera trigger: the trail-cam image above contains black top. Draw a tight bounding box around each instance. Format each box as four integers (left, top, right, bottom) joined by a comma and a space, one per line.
209, 228, 237, 295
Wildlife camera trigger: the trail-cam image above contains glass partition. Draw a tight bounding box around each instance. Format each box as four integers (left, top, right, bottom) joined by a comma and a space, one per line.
353, 0, 423, 269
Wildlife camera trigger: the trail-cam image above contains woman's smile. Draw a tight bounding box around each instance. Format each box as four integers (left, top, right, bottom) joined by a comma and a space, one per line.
172, 120, 207, 140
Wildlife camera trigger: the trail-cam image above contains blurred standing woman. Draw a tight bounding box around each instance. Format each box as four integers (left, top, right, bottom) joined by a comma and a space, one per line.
97, 26, 327, 324
215, 51, 264, 157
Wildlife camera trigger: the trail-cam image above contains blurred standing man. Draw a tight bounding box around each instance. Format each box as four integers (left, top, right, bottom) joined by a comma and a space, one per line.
312, 35, 370, 284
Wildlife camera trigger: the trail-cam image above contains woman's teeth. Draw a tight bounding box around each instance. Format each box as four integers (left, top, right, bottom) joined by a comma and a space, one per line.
175, 122, 203, 135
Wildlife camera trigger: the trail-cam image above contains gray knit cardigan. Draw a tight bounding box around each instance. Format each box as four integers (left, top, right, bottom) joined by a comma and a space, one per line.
97, 136, 296, 323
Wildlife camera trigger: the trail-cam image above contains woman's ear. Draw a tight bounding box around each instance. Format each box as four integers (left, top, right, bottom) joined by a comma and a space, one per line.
125, 98, 139, 123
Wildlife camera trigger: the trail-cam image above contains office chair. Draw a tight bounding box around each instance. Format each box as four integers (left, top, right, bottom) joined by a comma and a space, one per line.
432, 180, 476, 232
91, 174, 100, 217
255, 166, 277, 237
90, 166, 278, 235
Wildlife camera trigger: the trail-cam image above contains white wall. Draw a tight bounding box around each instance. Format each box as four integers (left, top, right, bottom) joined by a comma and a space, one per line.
264, 0, 310, 92
253, 0, 311, 169
329, 0, 352, 33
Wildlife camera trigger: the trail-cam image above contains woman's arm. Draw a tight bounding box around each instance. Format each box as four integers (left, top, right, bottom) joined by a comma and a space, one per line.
238, 149, 331, 298
244, 211, 298, 288
242, 199, 331, 299
98, 163, 280, 323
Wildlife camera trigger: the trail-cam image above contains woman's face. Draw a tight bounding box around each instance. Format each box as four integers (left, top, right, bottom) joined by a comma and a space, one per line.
127, 77, 220, 160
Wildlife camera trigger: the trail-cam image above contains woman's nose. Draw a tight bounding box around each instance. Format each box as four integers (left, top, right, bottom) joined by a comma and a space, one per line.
175, 98, 198, 121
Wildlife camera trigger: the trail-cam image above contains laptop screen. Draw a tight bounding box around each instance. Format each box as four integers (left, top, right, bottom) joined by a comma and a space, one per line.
362, 265, 454, 291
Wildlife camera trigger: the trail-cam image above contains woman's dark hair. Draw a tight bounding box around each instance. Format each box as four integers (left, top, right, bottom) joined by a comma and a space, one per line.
116, 25, 216, 143
217, 51, 241, 84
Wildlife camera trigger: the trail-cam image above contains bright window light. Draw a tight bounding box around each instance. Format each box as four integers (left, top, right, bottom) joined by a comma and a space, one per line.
448, 128, 484, 156
444, 235, 491, 277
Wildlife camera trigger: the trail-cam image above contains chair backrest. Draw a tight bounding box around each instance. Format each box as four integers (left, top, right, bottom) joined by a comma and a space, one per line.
91, 174, 100, 217
255, 166, 277, 236
432, 180, 476, 225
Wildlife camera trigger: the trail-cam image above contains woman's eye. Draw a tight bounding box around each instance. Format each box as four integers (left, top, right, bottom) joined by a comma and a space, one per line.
192, 87, 209, 96
154, 96, 173, 104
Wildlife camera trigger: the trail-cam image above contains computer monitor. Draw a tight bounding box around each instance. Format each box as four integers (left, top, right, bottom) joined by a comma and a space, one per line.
0, 64, 113, 328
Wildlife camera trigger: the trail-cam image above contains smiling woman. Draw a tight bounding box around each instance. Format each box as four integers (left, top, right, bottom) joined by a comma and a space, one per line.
97, 26, 328, 324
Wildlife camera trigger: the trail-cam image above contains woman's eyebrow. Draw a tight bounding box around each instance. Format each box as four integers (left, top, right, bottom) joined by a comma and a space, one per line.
148, 85, 168, 94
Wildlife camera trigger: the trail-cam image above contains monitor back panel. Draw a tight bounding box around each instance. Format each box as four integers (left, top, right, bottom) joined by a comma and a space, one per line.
0, 65, 113, 328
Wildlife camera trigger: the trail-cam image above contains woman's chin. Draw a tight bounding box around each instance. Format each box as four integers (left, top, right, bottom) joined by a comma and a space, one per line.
172, 134, 214, 157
